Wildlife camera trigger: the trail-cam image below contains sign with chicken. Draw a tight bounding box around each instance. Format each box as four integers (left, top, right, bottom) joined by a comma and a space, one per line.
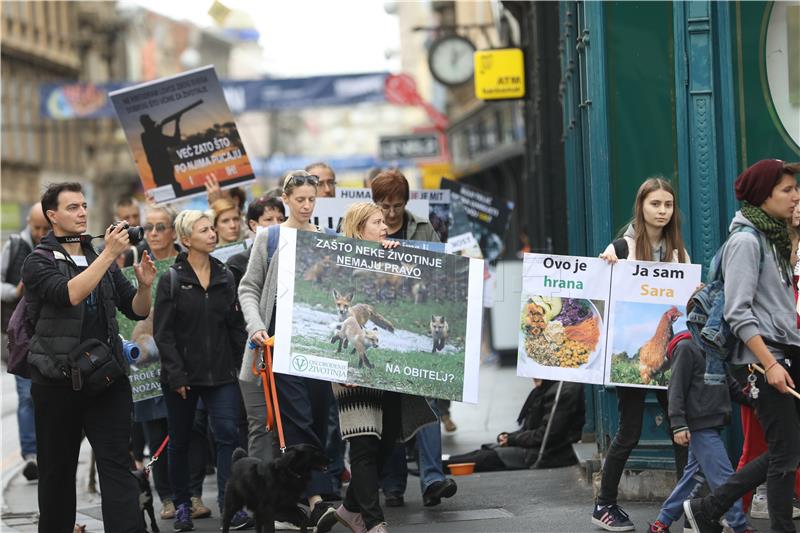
272, 228, 484, 402
517, 254, 612, 385
605, 260, 701, 389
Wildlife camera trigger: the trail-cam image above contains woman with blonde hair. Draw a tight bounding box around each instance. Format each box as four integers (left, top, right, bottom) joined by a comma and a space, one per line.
209, 197, 243, 246
332, 202, 436, 533
154, 210, 248, 531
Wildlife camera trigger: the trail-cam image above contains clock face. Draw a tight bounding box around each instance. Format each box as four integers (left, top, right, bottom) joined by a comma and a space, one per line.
428, 35, 476, 87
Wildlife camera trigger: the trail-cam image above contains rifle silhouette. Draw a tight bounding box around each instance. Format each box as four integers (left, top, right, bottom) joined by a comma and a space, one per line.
158, 99, 203, 127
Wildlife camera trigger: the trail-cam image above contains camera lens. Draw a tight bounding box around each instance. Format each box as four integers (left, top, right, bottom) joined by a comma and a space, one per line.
127, 226, 144, 245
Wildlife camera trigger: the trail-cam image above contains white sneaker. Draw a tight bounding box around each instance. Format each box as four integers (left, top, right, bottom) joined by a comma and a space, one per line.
274, 520, 301, 531
750, 492, 768, 520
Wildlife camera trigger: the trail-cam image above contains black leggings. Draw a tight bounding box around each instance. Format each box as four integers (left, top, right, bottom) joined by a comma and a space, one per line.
597, 387, 688, 506
343, 392, 401, 530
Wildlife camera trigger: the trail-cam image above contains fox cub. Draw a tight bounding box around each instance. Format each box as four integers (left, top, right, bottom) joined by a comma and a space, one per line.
331, 316, 380, 369
430, 315, 449, 353
331, 289, 394, 352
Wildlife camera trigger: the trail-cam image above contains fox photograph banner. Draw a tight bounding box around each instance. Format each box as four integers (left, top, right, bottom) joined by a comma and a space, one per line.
440, 178, 514, 262
605, 260, 701, 390
273, 228, 484, 402
517, 254, 612, 385
109, 65, 255, 204
117, 258, 176, 402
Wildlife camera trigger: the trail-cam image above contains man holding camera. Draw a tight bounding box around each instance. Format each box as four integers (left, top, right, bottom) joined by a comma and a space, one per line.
22, 182, 156, 533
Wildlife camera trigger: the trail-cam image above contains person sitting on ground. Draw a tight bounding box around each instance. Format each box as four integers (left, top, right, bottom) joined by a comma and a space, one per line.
445, 379, 584, 472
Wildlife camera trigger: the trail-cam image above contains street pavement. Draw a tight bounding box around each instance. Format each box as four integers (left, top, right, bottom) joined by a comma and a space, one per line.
1, 365, 774, 532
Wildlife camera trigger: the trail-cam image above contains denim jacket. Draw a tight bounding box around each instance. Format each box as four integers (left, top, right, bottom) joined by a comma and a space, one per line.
687, 226, 763, 384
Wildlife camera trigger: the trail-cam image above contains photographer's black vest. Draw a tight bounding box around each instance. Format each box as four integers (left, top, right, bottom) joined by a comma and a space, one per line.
27, 247, 126, 381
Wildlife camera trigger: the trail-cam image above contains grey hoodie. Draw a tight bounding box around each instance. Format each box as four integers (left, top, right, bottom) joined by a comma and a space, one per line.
723, 211, 800, 365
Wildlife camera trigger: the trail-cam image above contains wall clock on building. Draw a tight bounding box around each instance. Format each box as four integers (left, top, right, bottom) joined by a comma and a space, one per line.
428, 35, 477, 87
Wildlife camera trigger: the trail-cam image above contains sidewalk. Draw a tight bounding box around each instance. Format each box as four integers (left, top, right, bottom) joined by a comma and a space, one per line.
1, 365, 772, 532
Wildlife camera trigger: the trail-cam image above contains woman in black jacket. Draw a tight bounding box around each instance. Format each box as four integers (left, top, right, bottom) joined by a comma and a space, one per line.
154, 210, 248, 532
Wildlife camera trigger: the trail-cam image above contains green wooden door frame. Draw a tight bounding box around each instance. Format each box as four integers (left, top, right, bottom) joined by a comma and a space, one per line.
673, 1, 740, 276
581, 1, 613, 255
561, 1, 613, 257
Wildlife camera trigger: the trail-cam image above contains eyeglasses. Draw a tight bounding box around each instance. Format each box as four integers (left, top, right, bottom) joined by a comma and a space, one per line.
283, 174, 320, 190
144, 223, 171, 233
318, 179, 337, 188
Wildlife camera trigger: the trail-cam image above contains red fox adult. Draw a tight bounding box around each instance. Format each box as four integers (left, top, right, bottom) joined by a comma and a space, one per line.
330, 316, 380, 369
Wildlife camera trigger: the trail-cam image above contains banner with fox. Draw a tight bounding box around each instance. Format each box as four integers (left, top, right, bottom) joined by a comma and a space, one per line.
273, 228, 484, 402
517, 253, 700, 390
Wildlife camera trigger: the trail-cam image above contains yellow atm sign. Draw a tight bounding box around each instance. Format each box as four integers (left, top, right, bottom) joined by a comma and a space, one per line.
474, 48, 525, 100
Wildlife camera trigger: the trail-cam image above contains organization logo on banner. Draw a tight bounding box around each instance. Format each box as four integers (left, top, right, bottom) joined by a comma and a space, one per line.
291, 353, 348, 381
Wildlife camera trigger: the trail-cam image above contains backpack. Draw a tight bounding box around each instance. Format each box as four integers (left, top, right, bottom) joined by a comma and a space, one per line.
6, 248, 56, 377
264, 224, 337, 263
612, 238, 629, 260
686, 226, 764, 384
1, 235, 33, 333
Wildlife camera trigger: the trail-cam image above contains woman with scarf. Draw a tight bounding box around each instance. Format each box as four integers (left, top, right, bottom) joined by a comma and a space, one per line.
684, 160, 800, 533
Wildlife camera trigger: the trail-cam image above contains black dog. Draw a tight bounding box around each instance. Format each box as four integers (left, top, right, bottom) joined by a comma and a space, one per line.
221, 444, 329, 533
132, 469, 159, 533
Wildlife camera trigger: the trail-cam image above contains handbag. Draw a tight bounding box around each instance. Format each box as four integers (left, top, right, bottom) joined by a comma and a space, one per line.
68, 338, 125, 396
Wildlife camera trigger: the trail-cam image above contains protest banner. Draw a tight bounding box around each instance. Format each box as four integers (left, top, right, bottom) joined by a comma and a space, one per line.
313, 197, 428, 232
440, 178, 514, 263
445, 194, 484, 262
210, 239, 250, 263
517, 254, 700, 389
272, 228, 484, 402
109, 66, 255, 204
117, 258, 176, 402
336, 188, 450, 241
605, 260, 701, 389
517, 254, 611, 385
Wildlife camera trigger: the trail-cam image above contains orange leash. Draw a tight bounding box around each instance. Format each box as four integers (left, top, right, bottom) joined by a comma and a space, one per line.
250, 337, 287, 453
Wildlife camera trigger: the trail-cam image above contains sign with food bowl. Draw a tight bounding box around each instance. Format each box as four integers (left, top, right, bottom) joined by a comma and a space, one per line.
517, 254, 701, 389
518, 254, 611, 385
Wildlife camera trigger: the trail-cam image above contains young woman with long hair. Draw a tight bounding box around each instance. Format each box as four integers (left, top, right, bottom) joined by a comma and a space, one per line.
237, 170, 340, 532
592, 177, 690, 531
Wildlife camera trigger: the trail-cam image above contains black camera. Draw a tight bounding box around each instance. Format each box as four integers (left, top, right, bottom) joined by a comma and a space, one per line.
111, 222, 144, 245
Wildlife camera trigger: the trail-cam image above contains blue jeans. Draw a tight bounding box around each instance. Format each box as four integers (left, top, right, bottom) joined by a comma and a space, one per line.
657, 428, 748, 532
15, 375, 36, 458
381, 399, 445, 495
163, 382, 240, 512
273, 373, 335, 497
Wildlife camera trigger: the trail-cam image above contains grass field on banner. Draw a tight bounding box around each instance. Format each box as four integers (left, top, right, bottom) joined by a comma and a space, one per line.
293, 278, 467, 350
293, 335, 464, 400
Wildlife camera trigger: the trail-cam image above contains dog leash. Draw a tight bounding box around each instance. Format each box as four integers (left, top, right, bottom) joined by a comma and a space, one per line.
251, 337, 287, 454
144, 435, 170, 477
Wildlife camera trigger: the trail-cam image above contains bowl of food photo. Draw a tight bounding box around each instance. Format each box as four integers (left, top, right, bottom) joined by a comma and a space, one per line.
519, 296, 603, 370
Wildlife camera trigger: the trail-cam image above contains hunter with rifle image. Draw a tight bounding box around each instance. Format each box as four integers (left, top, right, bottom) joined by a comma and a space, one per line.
139, 99, 203, 189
